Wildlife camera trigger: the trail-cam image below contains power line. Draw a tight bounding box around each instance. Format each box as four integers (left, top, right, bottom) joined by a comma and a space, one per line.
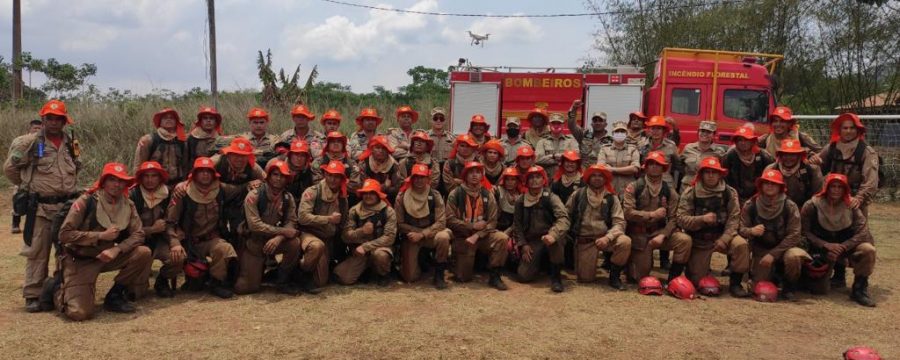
319, 0, 752, 18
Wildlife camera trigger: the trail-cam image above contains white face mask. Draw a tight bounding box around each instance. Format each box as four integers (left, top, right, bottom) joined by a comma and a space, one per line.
612, 132, 627, 142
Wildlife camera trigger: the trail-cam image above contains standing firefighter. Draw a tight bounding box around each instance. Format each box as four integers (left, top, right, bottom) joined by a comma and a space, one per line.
639, 116, 680, 185
626, 111, 649, 147
623, 151, 690, 283
335, 179, 397, 286
130, 161, 181, 298
277, 140, 316, 201
549, 150, 583, 204
297, 160, 350, 288
167, 157, 238, 299
512, 166, 570, 292
819, 112, 879, 216
597, 122, 641, 195
55, 163, 151, 321
739, 169, 806, 301
427, 107, 455, 166
321, 109, 343, 136
480, 139, 506, 184
234, 160, 304, 295
185, 106, 223, 169
311, 131, 362, 193
4, 99, 81, 312
395, 164, 452, 289
446, 162, 510, 290
396, 130, 441, 190
133, 107, 186, 185
386, 105, 419, 160
357, 135, 403, 202
468, 114, 493, 147
534, 113, 579, 180
765, 139, 823, 208
523, 107, 551, 146
801, 174, 876, 307
348, 107, 383, 160
567, 164, 631, 289
679, 120, 727, 191
676, 157, 751, 297
279, 104, 324, 159
759, 106, 822, 163
241, 107, 281, 167
722, 126, 774, 204
500, 116, 531, 166
567, 100, 611, 166
442, 134, 480, 195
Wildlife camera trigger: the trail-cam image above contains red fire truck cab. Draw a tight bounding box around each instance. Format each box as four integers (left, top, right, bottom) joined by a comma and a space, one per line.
448, 48, 784, 146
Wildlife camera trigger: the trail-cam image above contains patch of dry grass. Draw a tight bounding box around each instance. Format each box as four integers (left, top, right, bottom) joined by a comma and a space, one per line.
0, 197, 898, 359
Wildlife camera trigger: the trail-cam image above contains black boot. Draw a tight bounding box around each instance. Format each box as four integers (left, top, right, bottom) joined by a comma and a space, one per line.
376, 273, 391, 287
728, 273, 750, 298
39, 274, 61, 311
103, 283, 136, 313
667, 263, 686, 283
608, 264, 625, 290
780, 281, 796, 301
24, 298, 42, 313
850, 276, 876, 307
600, 252, 612, 271
154, 274, 174, 298
659, 250, 671, 270
550, 264, 564, 293
11, 214, 22, 234
208, 278, 234, 299
276, 269, 302, 295
831, 263, 847, 289
433, 263, 448, 290
300, 272, 323, 294
488, 268, 508, 291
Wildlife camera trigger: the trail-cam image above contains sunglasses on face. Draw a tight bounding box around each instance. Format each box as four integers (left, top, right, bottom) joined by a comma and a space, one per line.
433, 117, 445, 122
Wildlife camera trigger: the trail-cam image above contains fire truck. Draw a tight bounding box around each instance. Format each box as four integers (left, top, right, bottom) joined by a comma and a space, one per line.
448, 48, 784, 145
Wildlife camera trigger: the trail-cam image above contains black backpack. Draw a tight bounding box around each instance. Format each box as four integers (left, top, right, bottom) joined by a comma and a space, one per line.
50, 194, 95, 254
567, 188, 614, 240
821, 141, 887, 189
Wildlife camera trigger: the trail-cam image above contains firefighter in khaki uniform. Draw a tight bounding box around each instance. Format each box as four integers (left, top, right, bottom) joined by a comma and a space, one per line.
133, 107, 186, 185
297, 160, 350, 288
764, 139, 823, 209
4, 99, 81, 312
480, 139, 506, 184
623, 151, 691, 283
310, 131, 363, 193
279, 105, 325, 159
626, 111, 649, 147
676, 157, 751, 297
722, 126, 774, 204
597, 122, 641, 195
566, 100, 611, 166
185, 106, 224, 169
639, 116, 681, 185
234, 160, 304, 295
468, 114, 494, 148
396, 131, 441, 190
385, 105, 418, 160
738, 169, 806, 301
240, 107, 281, 167
167, 157, 238, 299
679, 121, 727, 191
427, 108, 454, 165
512, 166, 570, 293
130, 161, 182, 298
446, 162, 510, 290
499, 116, 532, 166
523, 107, 551, 146
566, 164, 631, 289
801, 173, 876, 307
759, 106, 822, 163
320, 109, 343, 136
335, 179, 397, 286
56, 163, 152, 321
348, 108, 384, 160
357, 135, 404, 202
535, 113, 579, 180
442, 134, 480, 195
395, 164, 453, 289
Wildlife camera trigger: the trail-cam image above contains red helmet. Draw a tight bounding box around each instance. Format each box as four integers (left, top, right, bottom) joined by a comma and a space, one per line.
667, 275, 696, 300
698, 275, 721, 296
805, 253, 830, 279
844, 346, 882, 360
638, 277, 664, 296
753, 281, 779, 302
183, 260, 209, 279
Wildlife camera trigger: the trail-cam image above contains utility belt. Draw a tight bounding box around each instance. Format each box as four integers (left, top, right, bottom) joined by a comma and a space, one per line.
36, 193, 80, 204
577, 236, 600, 244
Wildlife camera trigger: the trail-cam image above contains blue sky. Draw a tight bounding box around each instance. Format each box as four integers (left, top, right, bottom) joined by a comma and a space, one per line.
0, 0, 601, 94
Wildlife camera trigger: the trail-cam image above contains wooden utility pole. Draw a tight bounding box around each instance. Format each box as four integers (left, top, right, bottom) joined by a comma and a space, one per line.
12, 0, 23, 103
207, 0, 218, 107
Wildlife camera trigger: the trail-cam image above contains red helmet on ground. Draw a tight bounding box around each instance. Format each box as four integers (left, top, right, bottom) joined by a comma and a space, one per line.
804, 253, 830, 279
184, 260, 208, 279
638, 277, 664, 296
753, 281, 779, 302
844, 346, 882, 360
698, 275, 721, 296
667, 275, 696, 300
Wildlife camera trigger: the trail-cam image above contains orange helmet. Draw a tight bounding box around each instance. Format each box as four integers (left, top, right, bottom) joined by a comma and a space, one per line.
135, 161, 169, 184
667, 275, 696, 300
643, 150, 670, 170
399, 163, 433, 193
645, 115, 671, 131
638, 276, 664, 296
195, 106, 224, 135
355, 108, 382, 127
357, 178, 389, 204
152, 108, 186, 141
358, 135, 394, 161
291, 104, 316, 119
582, 164, 615, 194
816, 173, 852, 205
321, 109, 341, 124
756, 169, 786, 192
189, 157, 220, 180
39, 99, 73, 124
830, 112, 866, 143
769, 106, 794, 122
89, 162, 134, 194
265, 159, 293, 178
396, 106, 419, 123
752, 281, 779, 302
410, 131, 435, 153
247, 107, 270, 122
698, 275, 721, 296
461, 161, 493, 191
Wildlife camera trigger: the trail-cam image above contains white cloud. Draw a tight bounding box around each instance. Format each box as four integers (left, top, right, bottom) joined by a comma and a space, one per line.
280, 0, 440, 62
59, 24, 119, 51
455, 16, 543, 44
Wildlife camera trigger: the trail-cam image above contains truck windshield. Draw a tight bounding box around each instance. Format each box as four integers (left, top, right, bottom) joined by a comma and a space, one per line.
724, 89, 769, 123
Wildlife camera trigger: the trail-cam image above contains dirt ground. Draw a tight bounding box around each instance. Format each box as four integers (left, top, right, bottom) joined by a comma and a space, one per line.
0, 196, 897, 359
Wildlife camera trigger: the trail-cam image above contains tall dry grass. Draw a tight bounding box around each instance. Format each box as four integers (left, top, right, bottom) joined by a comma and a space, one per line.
0, 93, 445, 187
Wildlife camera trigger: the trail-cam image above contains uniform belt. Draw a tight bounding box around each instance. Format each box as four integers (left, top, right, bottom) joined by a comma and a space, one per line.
36, 193, 78, 204
577, 236, 597, 244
